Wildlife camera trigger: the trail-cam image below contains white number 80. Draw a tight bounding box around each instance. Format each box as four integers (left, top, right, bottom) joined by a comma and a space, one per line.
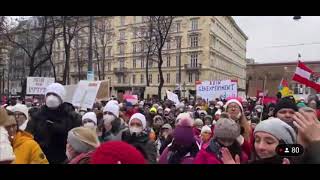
291, 147, 299, 154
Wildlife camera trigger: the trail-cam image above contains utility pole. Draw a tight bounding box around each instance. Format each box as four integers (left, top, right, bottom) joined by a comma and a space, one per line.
87, 16, 94, 81
178, 36, 182, 98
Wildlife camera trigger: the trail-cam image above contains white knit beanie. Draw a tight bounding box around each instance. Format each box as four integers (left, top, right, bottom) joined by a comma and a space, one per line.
176, 112, 194, 127
129, 113, 146, 129
13, 104, 29, 121
103, 101, 120, 118
82, 112, 97, 125
201, 125, 212, 134
0, 127, 15, 162
45, 83, 66, 102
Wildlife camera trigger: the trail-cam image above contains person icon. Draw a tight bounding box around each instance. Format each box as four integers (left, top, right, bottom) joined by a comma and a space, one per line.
284, 147, 289, 153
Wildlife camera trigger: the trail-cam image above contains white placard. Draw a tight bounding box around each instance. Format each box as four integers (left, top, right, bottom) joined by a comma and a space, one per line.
72, 80, 101, 109
26, 77, 55, 95
166, 90, 180, 105
196, 80, 238, 101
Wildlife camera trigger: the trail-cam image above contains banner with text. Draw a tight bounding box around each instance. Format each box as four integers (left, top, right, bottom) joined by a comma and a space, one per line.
26, 77, 55, 95
196, 80, 238, 101
72, 80, 101, 109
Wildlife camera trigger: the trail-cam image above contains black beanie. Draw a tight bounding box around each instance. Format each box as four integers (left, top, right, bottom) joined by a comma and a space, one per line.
274, 98, 298, 115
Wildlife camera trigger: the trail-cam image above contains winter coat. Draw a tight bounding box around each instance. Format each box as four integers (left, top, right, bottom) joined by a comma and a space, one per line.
68, 150, 95, 164
12, 131, 49, 164
159, 141, 200, 164
194, 139, 248, 164
26, 103, 82, 164
122, 130, 157, 164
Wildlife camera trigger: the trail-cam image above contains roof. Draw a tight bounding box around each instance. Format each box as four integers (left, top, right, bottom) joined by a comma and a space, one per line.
247, 60, 320, 67
228, 16, 248, 40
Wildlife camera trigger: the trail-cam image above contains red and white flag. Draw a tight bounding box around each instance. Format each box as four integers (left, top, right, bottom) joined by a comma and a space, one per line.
292, 61, 320, 92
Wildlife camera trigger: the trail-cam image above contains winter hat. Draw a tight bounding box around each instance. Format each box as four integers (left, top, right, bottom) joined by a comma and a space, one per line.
204, 115, 213, 120
82, 112, 97, 125
215, 109, 222, 115
162, 123, 173, 131
201, 125, 212, 134
45, 83, 66, 102
176, 102, 185, 109
67, 127, 100, 153
194, 118, 204, 127
103, 101, 120, 118
153, 115, 164, 125
90, 141, 145, 164
225, 99, 243, 112
13, 104, 29, 121
0, 127, 15, 162
254, 117, 297, 144
157, 106, 163, 111
150, 107, 157, 114
3, 116, 17, 127
214, 118, 240, 140
129, 113, 147, 129
176, 112, 194, 126
216, 101, 224, 107
108, 100, 119, 106
0, 108, 9, 126
5, 106, 14, 112
274, 98, 298, 115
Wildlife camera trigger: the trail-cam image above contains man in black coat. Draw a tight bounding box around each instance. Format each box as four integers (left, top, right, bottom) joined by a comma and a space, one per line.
26, 83, 81, 164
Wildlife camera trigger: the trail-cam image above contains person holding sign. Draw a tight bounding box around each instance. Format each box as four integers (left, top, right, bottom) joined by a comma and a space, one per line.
26, 83, 82, 164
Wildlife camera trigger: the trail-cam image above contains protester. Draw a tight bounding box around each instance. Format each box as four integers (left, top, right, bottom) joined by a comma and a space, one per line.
12, 103, 29, 131
158, 123, 173, 155
204, 115, 213, 127
26, 83, 82, 164
122, 113, 157, 164
0, 127, 15, 164
66, 127, 100, 164
274, 97, 298, 131
82, 112, 98, 132
193, 118, 203, 137
159, 115, 200, 164
90, 141, 146, 164
194, 117, 248, 164
3, 115, 48, 164
200, 125, 212, 149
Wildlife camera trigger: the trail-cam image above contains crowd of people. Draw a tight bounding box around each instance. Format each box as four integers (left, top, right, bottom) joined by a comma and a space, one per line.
1, 82, 320, 164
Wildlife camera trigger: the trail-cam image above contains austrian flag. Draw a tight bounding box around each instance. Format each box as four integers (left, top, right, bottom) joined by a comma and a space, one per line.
292, 61, 320, 92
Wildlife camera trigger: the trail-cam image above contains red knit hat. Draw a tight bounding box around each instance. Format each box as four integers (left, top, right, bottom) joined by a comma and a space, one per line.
90, 141, 146, 164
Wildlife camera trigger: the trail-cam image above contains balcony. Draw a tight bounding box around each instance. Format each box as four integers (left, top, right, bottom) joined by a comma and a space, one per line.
114, 67, 128, 75
184, 64, 202, 72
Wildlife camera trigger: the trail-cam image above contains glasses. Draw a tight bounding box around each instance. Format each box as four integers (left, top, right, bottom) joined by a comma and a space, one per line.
227, 106, 240, 110
14, 113, 25, 118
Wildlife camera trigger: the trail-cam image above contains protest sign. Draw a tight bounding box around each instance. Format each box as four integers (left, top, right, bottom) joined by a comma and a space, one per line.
196, 80, 237, 101
72, 80, 101, 109
166, 90, 180, 105
26, 77, 55, 95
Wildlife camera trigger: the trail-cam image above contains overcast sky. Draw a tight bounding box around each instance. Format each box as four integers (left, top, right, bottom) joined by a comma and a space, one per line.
233, 16, 320, 63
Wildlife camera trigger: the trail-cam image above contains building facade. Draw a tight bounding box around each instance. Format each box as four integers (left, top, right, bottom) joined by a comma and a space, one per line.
51, 16, 247, 99
246, 60, 320, 99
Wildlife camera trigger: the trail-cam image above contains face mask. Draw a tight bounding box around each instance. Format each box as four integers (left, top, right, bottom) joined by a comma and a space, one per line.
130, 126, 143, 134
46, 95, 61, 109
83, 122, 96, 130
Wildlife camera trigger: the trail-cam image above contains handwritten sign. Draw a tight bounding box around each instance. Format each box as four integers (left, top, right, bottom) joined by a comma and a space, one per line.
166, 90, 180, 105
26, 77, 55, 95
196, 80, 237, 101
72, 80, 101, 109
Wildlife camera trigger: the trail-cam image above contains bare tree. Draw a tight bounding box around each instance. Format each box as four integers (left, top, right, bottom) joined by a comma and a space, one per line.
147, 16, 174, 100
93, 17, 114, 80
3, 16, 58, 97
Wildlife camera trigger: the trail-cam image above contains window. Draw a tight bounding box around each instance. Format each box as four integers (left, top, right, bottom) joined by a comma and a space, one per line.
190, 53, 198, 67
167, 55, 171, 67
195, 72, 199, 81
133, 58, 136, 69
134, 16, 142, 24
176, 73, 179, 83
107, 47, 112, 56
141, 58, 145, 68
133, 43, 137, 53
148, 74, 152, 84
132, 74, 136, 84
140, 42, 144, 52
118, 76, 121, 83
119, 44, 125, 55
176, 54, 180, 67
141, 74, 144, 84
148, 60, 153, 68
188, 72, 193, 83
158, 74, 160, 83
166, 40, 170, 50
120, 16, 125, 26
190, 35, 199, 47
191, 19, 198, 30
176, 22, 181, 32
175, 37, 181, 49
119, 59, 125, 69
133, 28, 138, 38
108, 62, 111, 71
119, 30, 125, 40
166, 73, 170, 83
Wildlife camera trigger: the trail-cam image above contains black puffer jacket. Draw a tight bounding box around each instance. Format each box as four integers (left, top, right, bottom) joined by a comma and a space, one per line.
26, 103, 82, 164
122, 130, 157, 164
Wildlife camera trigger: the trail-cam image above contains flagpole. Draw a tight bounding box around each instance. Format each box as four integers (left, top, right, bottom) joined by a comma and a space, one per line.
260, 75, 267, 121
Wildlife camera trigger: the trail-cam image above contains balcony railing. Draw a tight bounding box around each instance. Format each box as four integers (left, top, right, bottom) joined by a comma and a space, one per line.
184, 64, 202, 71
114, 67, 128, 74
